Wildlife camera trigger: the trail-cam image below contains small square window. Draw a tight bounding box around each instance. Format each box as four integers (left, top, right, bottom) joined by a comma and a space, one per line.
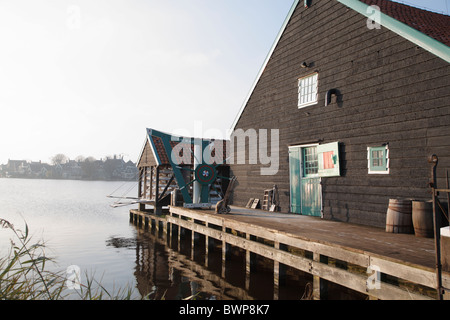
368, 146, 389, 174
298, 73, 318, 108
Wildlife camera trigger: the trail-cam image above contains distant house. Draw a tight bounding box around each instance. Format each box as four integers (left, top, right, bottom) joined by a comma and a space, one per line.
62, 160, 82, 180
122, 160, 138, 180
0, 164, 6, 177
30, 161, 51, 179
228, 0, 450, 228
104, 156, 138, 181
5, 160, 31, 177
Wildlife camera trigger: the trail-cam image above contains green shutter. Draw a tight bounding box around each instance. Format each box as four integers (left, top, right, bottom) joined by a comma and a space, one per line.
318, 142, 340, 177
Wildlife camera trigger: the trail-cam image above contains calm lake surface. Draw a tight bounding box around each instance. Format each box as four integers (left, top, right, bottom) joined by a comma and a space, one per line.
0, 178, 141, 298
0, 178, 362, 300
0, 178, 282, 300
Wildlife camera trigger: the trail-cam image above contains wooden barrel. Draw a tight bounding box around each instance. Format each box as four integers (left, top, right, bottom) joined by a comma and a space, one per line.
386, 199, 413, 234
412, 201, 434, 238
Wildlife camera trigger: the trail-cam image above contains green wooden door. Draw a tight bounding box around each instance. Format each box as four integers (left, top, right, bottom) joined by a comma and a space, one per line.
301, 147, 321, 217
289, 146, 322, 217
289, 148, 302, 214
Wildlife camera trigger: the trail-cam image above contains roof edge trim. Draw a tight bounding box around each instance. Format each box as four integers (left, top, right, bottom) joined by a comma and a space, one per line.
337, 0, 450, 63
147, 128, 162, 166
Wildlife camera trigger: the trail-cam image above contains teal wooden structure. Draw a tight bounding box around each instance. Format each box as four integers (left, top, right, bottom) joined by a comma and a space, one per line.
147, 129, 229, 208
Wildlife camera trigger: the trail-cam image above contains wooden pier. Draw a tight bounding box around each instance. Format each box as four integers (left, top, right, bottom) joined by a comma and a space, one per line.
130, 206, 450, 300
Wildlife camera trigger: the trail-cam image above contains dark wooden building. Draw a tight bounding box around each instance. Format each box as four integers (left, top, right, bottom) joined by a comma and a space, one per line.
229, 0, 450, 228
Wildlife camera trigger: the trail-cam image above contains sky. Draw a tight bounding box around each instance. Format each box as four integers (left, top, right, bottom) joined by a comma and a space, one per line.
0, 0, 448, 165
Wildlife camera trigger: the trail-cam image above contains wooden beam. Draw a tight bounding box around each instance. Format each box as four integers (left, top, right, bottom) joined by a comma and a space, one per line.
155, 166, 160, 202
159, 174, 175, 203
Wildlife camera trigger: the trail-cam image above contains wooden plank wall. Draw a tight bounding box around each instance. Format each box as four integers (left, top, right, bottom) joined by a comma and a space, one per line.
138, 141, 158, 168
230, 0, 450, 228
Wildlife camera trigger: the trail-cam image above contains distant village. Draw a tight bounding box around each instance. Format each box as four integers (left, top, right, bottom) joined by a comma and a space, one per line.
0, 154, 138, 181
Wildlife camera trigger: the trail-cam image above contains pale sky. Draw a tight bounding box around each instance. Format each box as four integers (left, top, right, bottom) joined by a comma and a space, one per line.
0, 0, 448, 165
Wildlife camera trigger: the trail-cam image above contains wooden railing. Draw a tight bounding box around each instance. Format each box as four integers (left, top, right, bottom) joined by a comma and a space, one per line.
130, 206, 450, 300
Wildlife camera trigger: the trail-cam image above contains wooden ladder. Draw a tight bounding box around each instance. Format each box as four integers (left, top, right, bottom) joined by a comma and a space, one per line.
262, 189, 273, 211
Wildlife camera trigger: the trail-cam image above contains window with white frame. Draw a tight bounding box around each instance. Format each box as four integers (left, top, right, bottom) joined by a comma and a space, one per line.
368, 145, 390, 174
298, 73, 318, 108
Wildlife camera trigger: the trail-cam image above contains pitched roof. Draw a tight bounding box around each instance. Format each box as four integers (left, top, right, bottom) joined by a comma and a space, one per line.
230, 0, 450, 132
360, 0, 450, 46
151, 136, 194, 165
337, 0, 450, 62
140, 129, 229, 166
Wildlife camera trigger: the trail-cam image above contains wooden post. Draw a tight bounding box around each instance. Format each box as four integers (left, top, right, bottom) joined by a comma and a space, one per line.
168, 221, 172, 247
205, 222, 209, 267
313, 253, 328, 300
222, 227, 226, 278
274, 242, 280, 300
178, 224, 181, 252
163, 220, 167, 242
154, 166, 161, 215
245, 233, 251, 291
245, 233, 257, 291
191, 229, 195, 260
150, 166, 153, 200
222, 226, 230, 278
138, 168, 145, 211
429, 154, 444, 300
273, 242, 287, 300
441, 227, 450, 300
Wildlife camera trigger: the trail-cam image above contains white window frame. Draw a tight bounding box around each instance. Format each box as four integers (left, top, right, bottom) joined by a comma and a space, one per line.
367, 145, 390, 175
298, 72, 318, 109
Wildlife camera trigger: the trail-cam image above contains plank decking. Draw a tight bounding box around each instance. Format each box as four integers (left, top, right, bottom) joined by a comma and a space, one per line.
130, 206, 450, 300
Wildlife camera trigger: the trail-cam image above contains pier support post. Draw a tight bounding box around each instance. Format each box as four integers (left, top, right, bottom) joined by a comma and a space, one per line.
168, 222, 172, 247
178, 225, 181, 252
442, 227, 450, 300
313, 253, 328, 300
273, 242, 287, 300
205, 223, 210, 267
274, 242, 280, 300
245, 234, 257, 291
191, 230, 195, 260
222, 226, 231, 278
222, 231, 226, 278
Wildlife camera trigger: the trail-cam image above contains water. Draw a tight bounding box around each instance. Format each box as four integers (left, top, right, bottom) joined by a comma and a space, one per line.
0, 178, 363, 300
0, 178, 140, 298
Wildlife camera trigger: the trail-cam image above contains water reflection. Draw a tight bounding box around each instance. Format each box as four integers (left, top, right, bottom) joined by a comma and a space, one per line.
109, 222, 317, 300
121, 226, 254, 300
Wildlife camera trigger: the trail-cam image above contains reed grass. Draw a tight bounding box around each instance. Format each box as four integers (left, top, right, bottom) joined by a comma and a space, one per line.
0, 218, 135, 300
